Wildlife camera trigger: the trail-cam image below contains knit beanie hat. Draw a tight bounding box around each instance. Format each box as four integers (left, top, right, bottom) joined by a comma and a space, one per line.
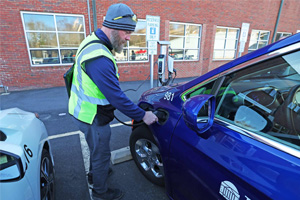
103, 3, 137, 32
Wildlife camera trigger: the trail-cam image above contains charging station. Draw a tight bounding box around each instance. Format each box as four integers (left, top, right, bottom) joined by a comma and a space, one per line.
157, 41, 176, 86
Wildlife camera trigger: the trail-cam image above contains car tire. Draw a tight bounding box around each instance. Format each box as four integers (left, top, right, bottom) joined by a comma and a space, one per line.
129, 125, 165, 186
40, 149, 55, 200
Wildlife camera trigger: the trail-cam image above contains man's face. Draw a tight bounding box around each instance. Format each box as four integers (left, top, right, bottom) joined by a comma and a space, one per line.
110, 30, 132, 53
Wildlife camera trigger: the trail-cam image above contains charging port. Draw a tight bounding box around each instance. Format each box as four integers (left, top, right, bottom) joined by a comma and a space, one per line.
153, 109, 169, 125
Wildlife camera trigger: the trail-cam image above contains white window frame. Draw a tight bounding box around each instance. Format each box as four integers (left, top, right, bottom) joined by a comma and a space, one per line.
213, 26, 240, 60
115, 19, 148, 63
275, 32, 292, 41
21, 11, 86, 67
248, 30, 270, 52
169, 21, 202, 62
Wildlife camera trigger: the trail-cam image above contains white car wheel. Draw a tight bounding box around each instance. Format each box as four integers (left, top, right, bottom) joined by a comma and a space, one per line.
40, 149, 55, 200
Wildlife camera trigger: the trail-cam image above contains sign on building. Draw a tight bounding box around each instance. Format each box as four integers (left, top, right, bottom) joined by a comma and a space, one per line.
146, 15, 160, 42
239, 23, 250, 53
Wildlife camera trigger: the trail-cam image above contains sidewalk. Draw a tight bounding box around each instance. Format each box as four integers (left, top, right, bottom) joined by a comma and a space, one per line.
0, 77, 196, 112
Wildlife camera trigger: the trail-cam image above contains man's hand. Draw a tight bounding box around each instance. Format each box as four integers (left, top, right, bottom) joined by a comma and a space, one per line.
143, 111, 158, 125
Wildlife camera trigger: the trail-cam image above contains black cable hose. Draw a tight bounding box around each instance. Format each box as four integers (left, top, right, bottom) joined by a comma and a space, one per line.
123, 74, 150, 93
117, 70, 152, 126
114, 115, 144, 127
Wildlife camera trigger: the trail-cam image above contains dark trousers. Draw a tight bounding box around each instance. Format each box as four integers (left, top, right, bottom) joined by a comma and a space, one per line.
72, 117, 111, 193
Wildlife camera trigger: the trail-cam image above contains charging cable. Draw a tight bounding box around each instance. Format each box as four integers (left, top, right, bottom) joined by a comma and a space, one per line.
114, 115, 144, 127
123, 74, 150, 93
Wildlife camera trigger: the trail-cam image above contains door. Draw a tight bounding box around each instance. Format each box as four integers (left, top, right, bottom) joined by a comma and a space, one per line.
168, 49, 300, 200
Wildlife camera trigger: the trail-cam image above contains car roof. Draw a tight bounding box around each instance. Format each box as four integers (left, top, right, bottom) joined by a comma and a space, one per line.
187, 33, 300, 87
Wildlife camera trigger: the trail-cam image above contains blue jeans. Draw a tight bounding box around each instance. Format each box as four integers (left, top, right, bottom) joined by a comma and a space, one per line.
72, 117, 111, 193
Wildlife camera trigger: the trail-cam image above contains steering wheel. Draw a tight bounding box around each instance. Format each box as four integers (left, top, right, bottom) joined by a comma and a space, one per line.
274, 84, 300, 135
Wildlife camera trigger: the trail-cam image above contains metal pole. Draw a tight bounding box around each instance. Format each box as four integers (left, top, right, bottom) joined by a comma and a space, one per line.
87, 0, 92, 33
272, 0, 284, 43
92, 0, 97, 31
150, 55, 154, 88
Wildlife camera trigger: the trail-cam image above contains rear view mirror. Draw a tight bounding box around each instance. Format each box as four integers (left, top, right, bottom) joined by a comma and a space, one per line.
182, 95, 215, 134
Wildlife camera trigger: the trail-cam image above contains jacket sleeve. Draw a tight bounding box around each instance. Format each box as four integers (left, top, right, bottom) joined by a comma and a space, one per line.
85, 56, 145, 121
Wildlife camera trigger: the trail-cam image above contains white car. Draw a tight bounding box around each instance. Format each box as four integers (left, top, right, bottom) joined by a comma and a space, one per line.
0, 108, 55, 200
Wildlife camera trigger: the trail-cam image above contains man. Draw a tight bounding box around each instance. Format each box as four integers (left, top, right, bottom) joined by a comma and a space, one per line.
68, 3, 158, 200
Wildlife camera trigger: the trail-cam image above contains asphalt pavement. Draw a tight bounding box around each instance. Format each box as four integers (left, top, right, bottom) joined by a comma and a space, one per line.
0, 77, 195, 200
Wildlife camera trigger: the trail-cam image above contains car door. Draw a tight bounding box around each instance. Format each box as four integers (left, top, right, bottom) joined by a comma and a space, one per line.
167, 48, 300, 200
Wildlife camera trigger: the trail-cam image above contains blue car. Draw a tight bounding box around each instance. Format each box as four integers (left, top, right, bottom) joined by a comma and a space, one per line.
129, 33, 300, 200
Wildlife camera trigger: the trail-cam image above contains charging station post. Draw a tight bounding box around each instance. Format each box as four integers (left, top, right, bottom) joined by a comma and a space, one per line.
148, 40, 157, 88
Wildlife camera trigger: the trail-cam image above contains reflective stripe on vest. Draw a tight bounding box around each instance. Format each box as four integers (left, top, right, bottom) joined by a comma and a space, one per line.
69, 33, 119, 124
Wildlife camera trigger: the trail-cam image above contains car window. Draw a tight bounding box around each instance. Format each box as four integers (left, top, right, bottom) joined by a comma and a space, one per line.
186, 80, 215, 99
215, 50, 300, 150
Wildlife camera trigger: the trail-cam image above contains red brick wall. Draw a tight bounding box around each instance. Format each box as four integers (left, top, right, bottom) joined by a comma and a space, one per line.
1, 0, 299, 91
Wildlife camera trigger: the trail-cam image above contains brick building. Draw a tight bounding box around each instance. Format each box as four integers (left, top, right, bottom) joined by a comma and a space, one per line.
1, 0, 299, 91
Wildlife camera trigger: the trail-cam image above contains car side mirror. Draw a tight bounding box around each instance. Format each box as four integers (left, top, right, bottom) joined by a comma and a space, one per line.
0, 151, 24, 181
182, 95, 215, 134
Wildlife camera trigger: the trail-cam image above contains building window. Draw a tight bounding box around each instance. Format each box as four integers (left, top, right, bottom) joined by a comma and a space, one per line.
21, 12, 85, 66
213, 27, 239, 60
169, 22, 202, 61
114, 20, 148, 62
248, 30, 270, 53
275, 32, 292, 41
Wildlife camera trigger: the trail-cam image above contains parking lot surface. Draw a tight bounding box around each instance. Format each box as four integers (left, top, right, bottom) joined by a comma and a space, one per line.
1, 78, 193, 200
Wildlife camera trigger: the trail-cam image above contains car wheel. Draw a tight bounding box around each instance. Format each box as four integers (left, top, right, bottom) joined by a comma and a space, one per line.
130, 125, 164, 186
40, 149, 55, 200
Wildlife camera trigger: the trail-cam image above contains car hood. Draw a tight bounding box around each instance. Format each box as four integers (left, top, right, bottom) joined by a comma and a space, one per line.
0, 108, 40, 145
139, 82, 189, 108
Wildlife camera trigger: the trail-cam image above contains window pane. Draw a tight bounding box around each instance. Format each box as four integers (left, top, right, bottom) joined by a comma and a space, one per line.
185, 37, 199, 48
276, 33, 292, 41
224, 50, 235, 59
133, 49, 148, 61
259, 31, 269, 40
215, 28, 226, 39
170, 37, 184, 48
61, 49, 76, 63
275, 33, 282, 41
129, 35, 146, 47
30, 50, 59, 65
225, 39, 237, 49
185, 50, 199, 60
114, 50, 127, 61
250, 30, 259, 41
170, 23, 184, 36
58, 33, 84, 47
248, 40, 258, 50
27, 32, 57, 48
23, 14, 55, 31
227, 29, 238, 39
213, 50, 224, 59
171, 49, 184, 60
282, 33, 291, 37
135, 21, 146, 34
130, 50, 137, 61
56, 16, 84, 32
214, 39, 225, 49
258, 41, 268, 49
216, 51, 300, 150
186, 25, 199, 36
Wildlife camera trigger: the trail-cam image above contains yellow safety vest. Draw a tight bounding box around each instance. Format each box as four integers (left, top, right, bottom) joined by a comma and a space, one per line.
68, 32, 119, 124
